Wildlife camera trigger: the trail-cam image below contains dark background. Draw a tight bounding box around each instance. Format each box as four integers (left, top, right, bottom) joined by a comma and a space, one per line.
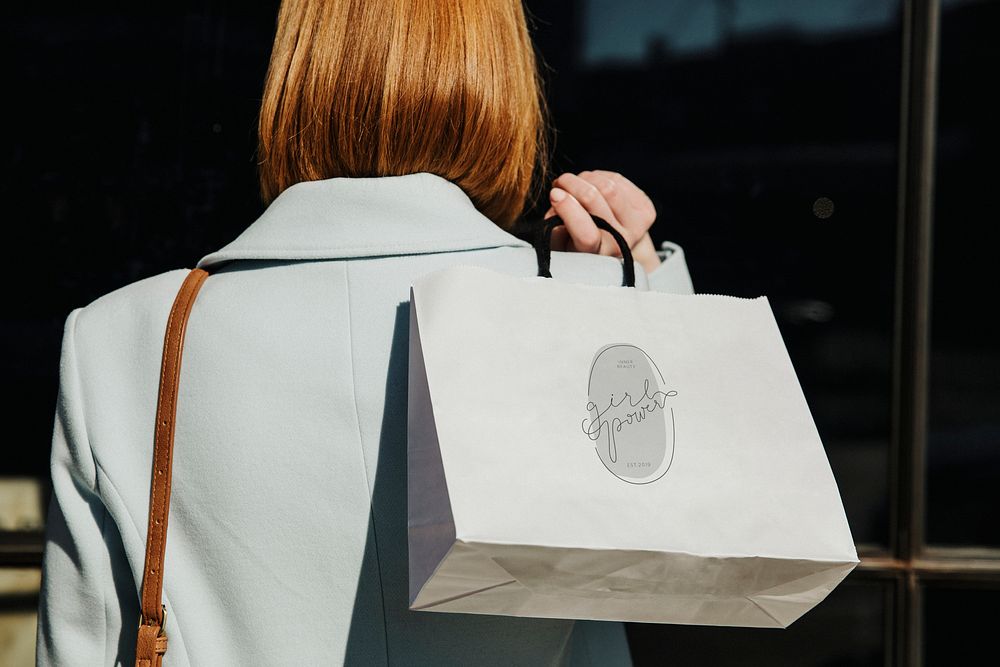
3, 1, 997, 665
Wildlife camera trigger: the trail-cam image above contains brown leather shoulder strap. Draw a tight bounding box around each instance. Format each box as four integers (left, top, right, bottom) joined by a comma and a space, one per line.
135, 267, 210, 667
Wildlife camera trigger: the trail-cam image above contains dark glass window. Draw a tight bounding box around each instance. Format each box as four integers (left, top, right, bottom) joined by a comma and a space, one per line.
926, 0, 1000, 547
923, 586, 1000, 664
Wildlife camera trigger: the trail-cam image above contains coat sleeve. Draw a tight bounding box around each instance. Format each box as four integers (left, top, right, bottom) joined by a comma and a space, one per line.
36, 307, 117, 666
643, 241, 695, 295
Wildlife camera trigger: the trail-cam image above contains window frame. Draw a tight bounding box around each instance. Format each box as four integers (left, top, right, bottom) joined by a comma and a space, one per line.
856, 1, 1000, 665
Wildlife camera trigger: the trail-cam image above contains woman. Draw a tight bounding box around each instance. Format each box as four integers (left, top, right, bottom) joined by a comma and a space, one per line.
36, 1, 693, 665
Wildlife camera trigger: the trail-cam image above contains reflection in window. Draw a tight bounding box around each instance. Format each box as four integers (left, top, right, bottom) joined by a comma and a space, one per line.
582, 0, 901, 65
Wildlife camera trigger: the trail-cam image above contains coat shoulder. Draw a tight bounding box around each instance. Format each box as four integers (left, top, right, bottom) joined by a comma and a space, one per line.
69, 267, 191, 360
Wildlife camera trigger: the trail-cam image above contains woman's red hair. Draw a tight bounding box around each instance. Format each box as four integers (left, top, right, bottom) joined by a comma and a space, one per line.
257, 0, 552, 229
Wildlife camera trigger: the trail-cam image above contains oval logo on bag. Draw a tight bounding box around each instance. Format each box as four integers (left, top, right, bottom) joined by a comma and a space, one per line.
581, 344, 677, 484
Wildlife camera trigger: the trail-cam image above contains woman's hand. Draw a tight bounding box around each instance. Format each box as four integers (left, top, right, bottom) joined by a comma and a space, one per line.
543, 170, 662, 274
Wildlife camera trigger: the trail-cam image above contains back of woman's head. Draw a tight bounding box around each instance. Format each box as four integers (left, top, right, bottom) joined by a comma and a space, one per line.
257, 0, 551, 230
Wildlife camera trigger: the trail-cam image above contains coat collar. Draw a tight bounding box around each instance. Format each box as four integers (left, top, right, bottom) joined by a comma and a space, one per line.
195, 172, 534, 270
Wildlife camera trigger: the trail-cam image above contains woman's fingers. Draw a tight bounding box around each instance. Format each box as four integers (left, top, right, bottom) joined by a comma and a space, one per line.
551, 172, 636, 253
552, 172, 618, 224
577, 170, 657, 239
547, 185, 619, 256
542, 170, 657, 257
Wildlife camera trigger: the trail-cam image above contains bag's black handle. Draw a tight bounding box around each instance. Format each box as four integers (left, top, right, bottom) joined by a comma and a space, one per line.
534, 215, 636, 288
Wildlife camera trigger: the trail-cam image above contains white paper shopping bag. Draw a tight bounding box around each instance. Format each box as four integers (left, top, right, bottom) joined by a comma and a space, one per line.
406, 258, 858, 629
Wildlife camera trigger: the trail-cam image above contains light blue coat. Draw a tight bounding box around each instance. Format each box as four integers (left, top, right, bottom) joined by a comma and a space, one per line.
36, 172, 695, 666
